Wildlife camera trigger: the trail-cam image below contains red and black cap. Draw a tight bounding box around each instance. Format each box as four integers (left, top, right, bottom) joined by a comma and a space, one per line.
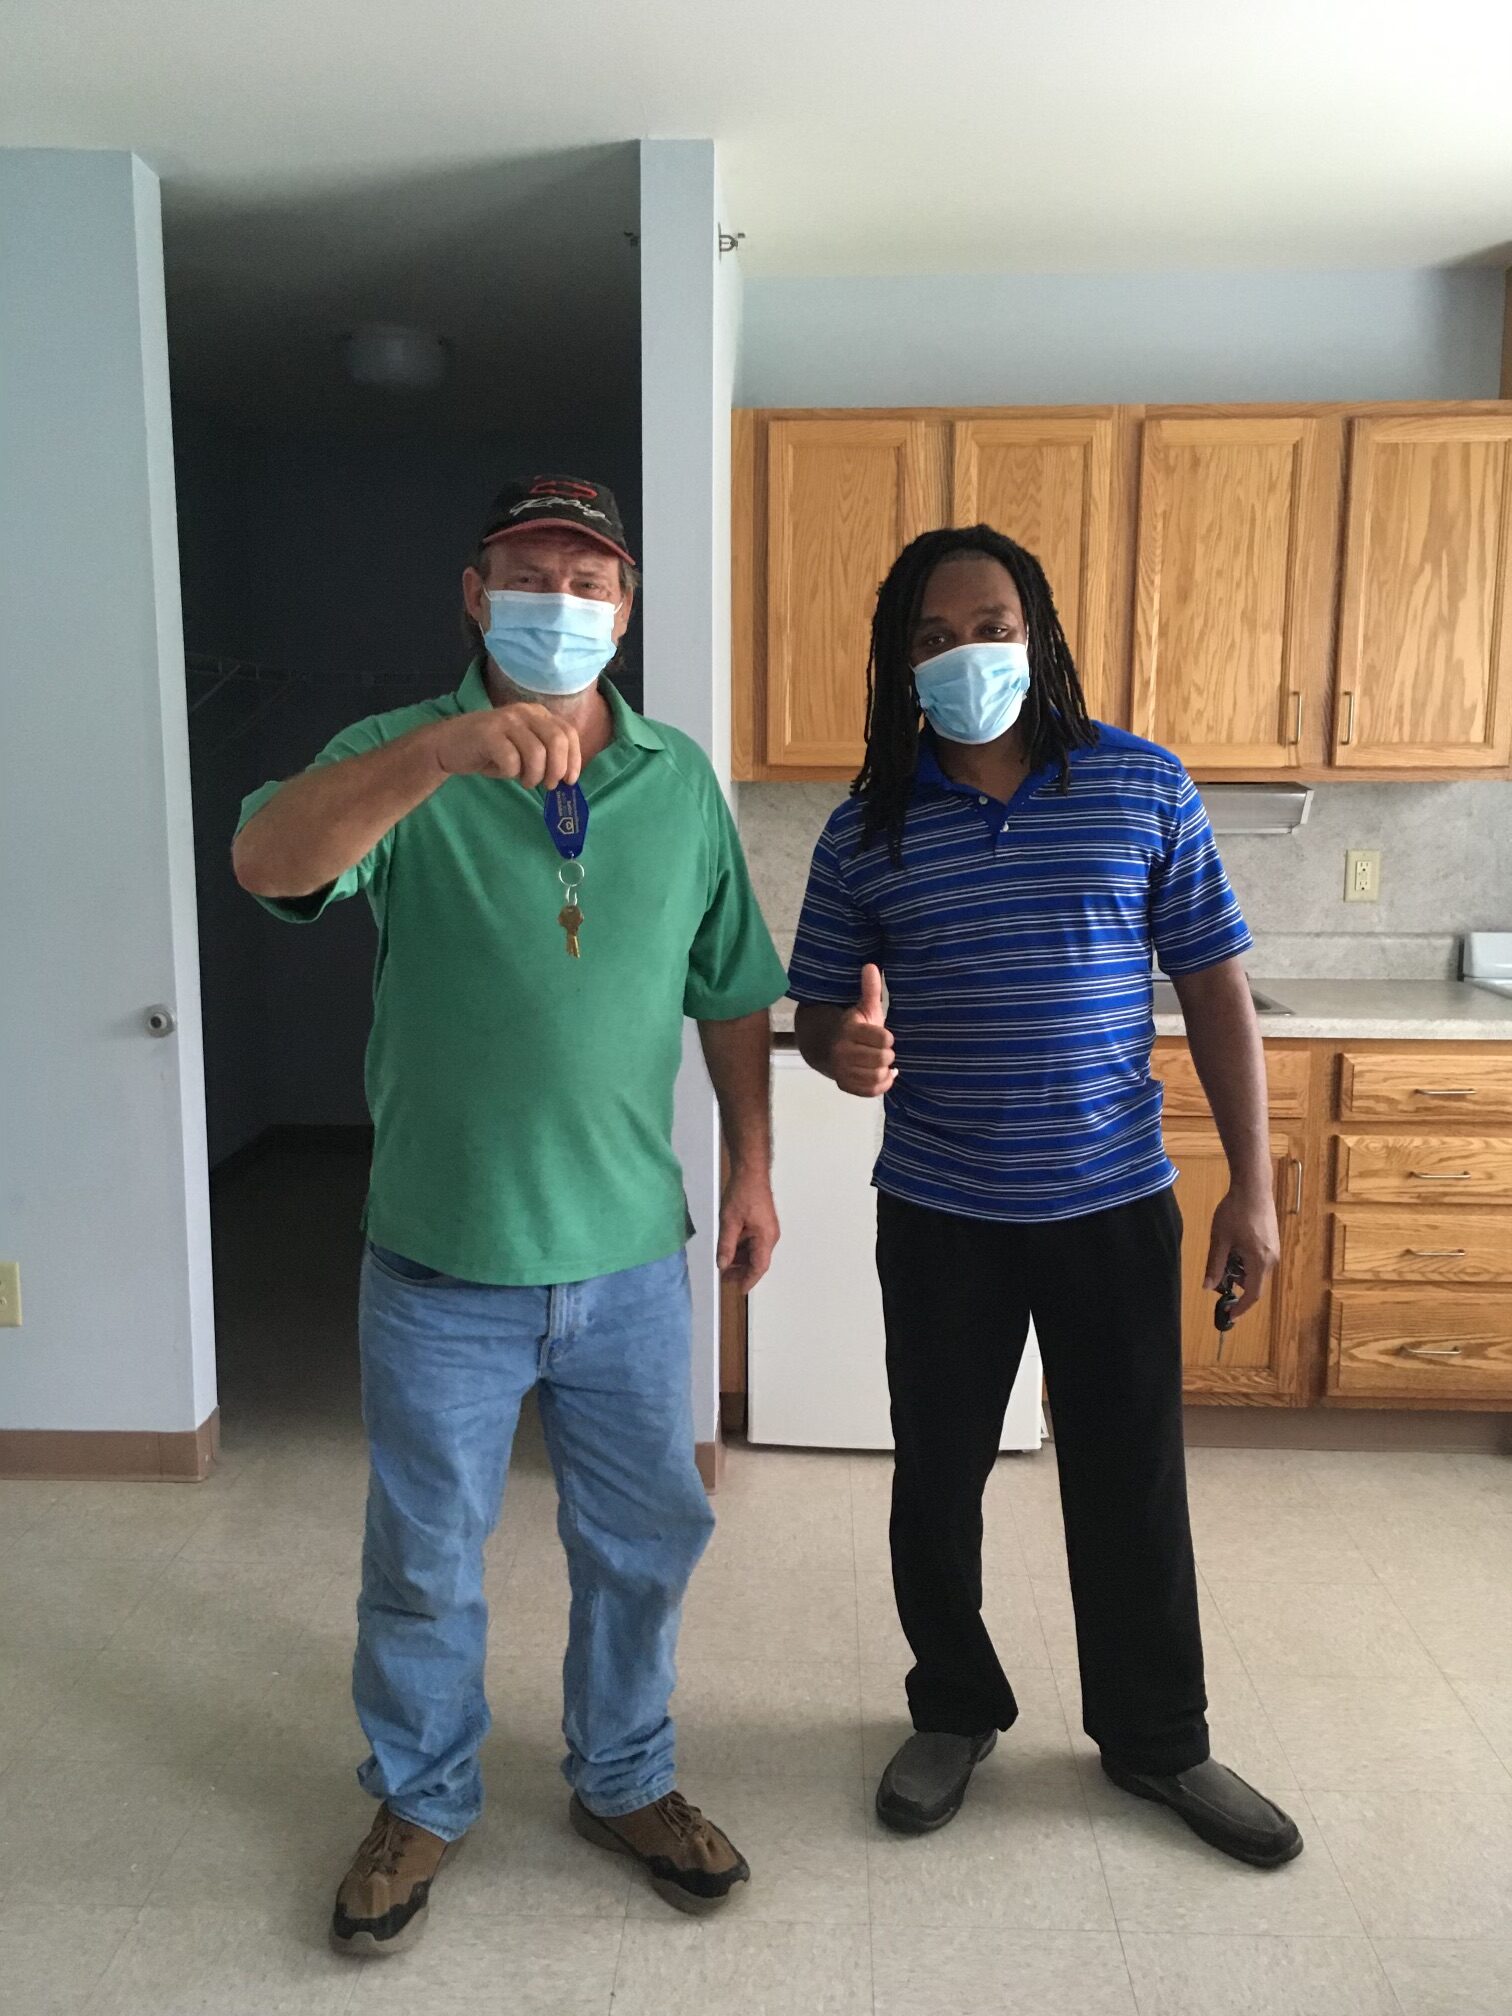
479, 476, 635, 567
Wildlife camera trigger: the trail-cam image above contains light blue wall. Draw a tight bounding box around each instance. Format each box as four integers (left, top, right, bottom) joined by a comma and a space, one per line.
739, 268, 1505, 407
0, 151, 215, 1434
639, 138, 736, 1448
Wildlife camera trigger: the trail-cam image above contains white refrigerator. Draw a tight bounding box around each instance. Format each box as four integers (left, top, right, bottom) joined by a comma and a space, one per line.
748, 1050, 1045, 1452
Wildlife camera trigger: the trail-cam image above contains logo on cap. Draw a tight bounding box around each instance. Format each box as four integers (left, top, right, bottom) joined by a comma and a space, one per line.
509, 485, 616, 530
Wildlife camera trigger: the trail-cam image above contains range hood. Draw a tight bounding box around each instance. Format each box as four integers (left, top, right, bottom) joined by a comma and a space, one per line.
1196, 784, 1313, 836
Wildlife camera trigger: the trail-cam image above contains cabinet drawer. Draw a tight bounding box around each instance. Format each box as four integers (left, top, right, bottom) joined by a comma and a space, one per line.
1339, 1051, 1512, 1121
1334, 1135, 1512, 1204
1331, 1211, 1512, 1284
1329, 1290, 1512, 1400
1157, 1044, 1309, 1118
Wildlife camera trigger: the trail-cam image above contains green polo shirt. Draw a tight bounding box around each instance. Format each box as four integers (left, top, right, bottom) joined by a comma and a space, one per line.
238, 664, 787, 1285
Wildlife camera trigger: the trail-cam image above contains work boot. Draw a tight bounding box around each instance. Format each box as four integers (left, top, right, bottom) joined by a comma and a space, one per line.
876, 1729, 998, 1834
1101, 1754, 1303, 1867
569, 1789, 749, 1914
330, 1804, 461, 1956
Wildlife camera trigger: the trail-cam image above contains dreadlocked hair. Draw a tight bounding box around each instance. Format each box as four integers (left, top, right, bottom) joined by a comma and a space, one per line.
853, 525, 1098, 866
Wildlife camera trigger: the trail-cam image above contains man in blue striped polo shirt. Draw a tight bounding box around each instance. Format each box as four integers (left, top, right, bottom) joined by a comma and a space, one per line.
790, 526, 1300, 1868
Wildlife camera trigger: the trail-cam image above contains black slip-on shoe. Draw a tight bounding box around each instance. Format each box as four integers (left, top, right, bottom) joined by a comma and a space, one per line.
1101, 1754, 1303, 1867
875, 1729, 998, 1835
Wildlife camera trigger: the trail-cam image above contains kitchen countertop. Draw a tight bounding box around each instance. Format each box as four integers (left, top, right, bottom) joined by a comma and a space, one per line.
770, 979, 1512, 1042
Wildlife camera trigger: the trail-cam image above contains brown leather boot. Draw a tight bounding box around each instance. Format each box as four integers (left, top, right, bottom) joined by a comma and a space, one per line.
330, 1805, 461, 1956
569, 1790, 750, 1914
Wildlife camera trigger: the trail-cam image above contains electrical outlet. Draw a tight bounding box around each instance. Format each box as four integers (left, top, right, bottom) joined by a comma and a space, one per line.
0, 1262, 20, 1328
1344, 848, 1381, 904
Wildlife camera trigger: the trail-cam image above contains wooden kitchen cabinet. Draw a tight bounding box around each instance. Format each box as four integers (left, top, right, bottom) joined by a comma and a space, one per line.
733, 406, 1121, 778
759, 416, 942, 771
950, 413, 1122, 724
1331, 1210, 1512, 1285
734, 398, 1512, 784
1163, 1122, 1308, 1404
1324, 1041, 1512, 1409
1156, 1035, 1310, 1118
1337, 1047, 1512, 1120
723, 1035, 1512, 1423
1130, 415, 1340, 771
1332, 413, 1512, 770
1329, 1289, 1512, 1403
1333, 1133, 1512, 1205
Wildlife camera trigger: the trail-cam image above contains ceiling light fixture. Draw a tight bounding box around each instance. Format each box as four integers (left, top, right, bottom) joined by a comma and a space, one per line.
341, 324, 450, 391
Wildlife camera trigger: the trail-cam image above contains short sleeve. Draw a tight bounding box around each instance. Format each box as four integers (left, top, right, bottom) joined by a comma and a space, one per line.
682, 783, 789, 1021
1150, 771, 1252, 976
234, 714, 394, 924
787, 818, 883, 1004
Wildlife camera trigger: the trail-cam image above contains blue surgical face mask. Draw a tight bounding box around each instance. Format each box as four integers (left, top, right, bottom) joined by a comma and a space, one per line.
913, 641, 1031, 745
483, 589, 621, 697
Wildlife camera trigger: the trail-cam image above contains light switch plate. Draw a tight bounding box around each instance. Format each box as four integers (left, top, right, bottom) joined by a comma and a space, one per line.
0, 1262, 20, 1328
1344, 848, 1381, 903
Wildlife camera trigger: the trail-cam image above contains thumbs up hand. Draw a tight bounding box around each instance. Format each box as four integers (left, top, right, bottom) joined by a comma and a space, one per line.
834, 963, 897, 1098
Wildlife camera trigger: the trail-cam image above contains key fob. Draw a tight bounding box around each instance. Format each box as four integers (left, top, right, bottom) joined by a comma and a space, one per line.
1214, 1255, 1244, 1333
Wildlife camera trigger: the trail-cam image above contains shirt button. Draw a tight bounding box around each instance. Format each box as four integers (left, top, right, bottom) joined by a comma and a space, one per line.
977, 795, 988, 806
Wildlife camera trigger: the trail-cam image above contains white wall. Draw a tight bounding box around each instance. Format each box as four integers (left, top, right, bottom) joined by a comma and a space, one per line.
639, 139, 741, 1446
739, 268, 1506, 407
0, 150, 215, 1435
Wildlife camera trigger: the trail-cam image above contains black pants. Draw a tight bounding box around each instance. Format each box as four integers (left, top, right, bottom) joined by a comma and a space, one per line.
877, 1184, 1209, 1776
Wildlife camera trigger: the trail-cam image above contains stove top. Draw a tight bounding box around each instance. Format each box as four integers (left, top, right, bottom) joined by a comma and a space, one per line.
1463, 932, 1512, 999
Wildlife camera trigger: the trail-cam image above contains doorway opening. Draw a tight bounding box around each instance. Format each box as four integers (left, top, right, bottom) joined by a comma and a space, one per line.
168, 146, 642, 1466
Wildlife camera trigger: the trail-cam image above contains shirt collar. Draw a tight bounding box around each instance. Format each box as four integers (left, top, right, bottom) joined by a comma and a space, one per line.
457, 658, 665, 753
911, 727, 1057, 802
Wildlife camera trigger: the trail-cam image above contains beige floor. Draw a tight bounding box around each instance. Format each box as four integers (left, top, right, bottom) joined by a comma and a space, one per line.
2, 1149, 1511, 2015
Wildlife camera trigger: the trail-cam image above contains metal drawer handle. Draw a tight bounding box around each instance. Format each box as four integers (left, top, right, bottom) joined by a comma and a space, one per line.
1413, 1087, 1476, 1098
1409, 1171, 1472, 1181
1288, 1156, 1303, 1215
1404, 1247, 1467, 1257
1339, 690, 1356, 745
1288, 692, 1303, 745
1397, 1345, 1463, 1360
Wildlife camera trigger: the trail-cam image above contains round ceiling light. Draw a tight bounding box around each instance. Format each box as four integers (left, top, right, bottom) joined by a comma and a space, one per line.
342, 324, 450, 391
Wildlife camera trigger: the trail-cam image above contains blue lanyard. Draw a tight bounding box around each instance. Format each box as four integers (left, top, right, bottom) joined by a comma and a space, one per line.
543, 783, 589, 861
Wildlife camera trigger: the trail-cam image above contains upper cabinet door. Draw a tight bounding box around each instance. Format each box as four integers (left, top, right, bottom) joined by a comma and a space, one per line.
1130, 416, 1339, 771
951, 414, 1117, 722
765, 418, 941, 769
1333, 414, 1512, 770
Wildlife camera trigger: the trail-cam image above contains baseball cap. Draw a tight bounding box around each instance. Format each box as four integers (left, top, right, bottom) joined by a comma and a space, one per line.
479, 476, 635, 567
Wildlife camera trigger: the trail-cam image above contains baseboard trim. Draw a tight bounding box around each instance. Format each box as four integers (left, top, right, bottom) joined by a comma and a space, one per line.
695, 1436, 725, 1493
1180, 1405, 1512, 1454
0, 1409, 220, 1482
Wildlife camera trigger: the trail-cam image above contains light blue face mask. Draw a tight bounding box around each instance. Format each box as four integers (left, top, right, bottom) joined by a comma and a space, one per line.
483, 590, 620, 697
913, 640, 1031, 745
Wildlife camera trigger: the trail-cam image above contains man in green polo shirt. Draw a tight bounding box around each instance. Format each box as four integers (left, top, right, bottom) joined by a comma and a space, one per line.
233, 477, 787, 1955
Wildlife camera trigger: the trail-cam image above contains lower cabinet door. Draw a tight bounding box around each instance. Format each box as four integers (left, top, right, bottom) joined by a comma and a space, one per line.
1165, 1125, 1307, 1404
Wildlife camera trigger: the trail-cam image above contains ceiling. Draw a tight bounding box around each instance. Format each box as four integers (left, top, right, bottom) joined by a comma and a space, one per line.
4, 0, 1509, 420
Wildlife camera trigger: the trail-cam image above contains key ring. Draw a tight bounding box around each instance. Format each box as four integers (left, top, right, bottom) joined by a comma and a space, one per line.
558, 861, 585, 897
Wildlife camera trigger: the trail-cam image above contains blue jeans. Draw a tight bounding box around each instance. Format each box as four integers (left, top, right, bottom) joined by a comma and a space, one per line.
353, 1242, 713, 1841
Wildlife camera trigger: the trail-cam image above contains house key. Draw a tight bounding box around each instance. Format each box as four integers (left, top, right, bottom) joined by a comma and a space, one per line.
557, 862, 585, 959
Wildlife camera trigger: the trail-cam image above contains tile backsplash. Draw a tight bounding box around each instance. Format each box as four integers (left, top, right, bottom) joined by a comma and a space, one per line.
739, 779, 1512, 981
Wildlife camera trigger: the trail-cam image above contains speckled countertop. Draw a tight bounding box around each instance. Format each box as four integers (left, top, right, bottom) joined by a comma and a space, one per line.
771, 980, 1512, 1042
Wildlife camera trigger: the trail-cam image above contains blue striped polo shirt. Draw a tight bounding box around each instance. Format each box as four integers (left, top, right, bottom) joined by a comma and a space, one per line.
786, 725, 1251, 1223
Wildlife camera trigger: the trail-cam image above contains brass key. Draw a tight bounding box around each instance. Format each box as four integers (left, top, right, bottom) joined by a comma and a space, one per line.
557, 903, 584, 959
